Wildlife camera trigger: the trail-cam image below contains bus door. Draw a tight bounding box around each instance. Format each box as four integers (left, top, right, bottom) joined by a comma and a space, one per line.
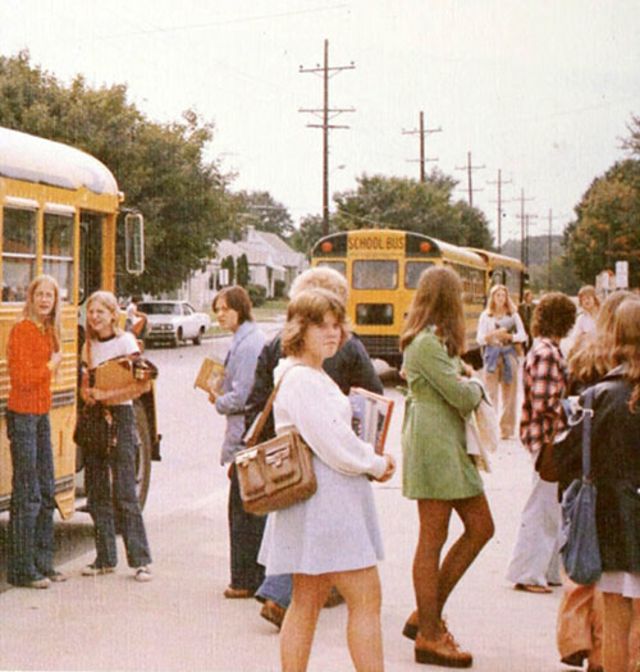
79, 211, 104, 305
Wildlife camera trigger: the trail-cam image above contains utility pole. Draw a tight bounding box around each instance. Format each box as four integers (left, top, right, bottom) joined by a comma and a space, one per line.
299, 39, 355, 236
487, 169, 512, 253
402, 111, 442, 182
455, 151, 485, 208
515, 189, 535, 263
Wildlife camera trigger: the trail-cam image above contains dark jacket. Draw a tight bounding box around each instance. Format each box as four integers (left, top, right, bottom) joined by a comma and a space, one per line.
244, 334, 384, 443
557, 366, 640, 572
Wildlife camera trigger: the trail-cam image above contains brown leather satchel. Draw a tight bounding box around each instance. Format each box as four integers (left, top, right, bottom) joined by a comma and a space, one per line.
535, 441, 560, 483
235, 368, 317, 516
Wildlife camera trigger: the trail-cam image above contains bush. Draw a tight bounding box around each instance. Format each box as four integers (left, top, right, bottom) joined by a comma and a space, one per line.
274, 279, 286, 299
247, 283, 267, 307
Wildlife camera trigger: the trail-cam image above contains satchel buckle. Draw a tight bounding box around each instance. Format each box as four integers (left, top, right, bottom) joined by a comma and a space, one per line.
236, 449, 258, 466
265, 445, 290, 468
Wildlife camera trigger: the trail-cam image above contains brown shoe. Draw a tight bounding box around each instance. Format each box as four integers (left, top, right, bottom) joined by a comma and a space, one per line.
223, 586, 254, 599
514, 583, 552, 594
415, 631, 472, 668
402, 609, 419, 640
260, 600, 286, 629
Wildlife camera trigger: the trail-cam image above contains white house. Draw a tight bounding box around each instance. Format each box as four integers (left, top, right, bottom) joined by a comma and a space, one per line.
179, 227, 307, 310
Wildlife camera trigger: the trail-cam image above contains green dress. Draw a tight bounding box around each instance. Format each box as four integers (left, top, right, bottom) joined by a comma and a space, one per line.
402, 328, 484, 500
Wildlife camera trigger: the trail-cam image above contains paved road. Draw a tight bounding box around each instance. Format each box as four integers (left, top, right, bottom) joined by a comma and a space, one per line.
0, 336, 566, 671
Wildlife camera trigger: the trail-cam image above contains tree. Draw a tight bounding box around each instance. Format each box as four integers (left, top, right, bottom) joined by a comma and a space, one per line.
230, 190, 294, 239
565, 158, 640, 286
331, 172, 493, 248
236, 254, 250, 287
0, 51, 233, 294
289, 214, 331, 256
219, 255, 235, 288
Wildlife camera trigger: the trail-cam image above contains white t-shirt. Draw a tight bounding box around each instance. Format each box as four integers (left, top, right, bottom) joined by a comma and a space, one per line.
90, 331, 139, 368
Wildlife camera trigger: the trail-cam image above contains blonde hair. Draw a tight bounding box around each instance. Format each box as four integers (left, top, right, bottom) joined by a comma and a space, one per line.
487, 284, 517, 316
289, 266, 348, 305
23, 274, 61, 350
400, 266, 465, 357
281, 288, 347, 357
612, 298, 640, 412
578, 285, 600, 312
85, 290, 123, 341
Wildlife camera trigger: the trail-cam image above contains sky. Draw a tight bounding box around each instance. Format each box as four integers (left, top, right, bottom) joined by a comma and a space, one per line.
1, 0, 638, 246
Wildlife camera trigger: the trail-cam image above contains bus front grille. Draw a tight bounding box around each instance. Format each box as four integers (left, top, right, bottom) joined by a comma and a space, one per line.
357, 335, 400, 358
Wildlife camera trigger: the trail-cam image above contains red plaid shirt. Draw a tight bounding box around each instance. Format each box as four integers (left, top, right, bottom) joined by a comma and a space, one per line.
520, 337, 568, 454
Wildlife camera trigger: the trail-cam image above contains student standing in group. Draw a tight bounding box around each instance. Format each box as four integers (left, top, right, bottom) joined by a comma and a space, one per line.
555, 291, 635, 672
6, 275, 65, 589
518, 289, 536, 354
81, 290, 153, 582
209, 285, 266, 599
247, 266, 384, 628
400, 266, 494, 668
258, 288, 395, 672
506, 293, 576, 594
477, 284, 527, 440
557, 297, 640, 672
571, 285, 600, 346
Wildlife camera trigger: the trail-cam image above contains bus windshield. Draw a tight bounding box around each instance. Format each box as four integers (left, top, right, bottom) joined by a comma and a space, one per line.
353, 260, 398, 289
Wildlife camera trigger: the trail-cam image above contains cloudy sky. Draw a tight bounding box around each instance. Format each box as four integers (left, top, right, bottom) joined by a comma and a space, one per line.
1, 0, 638, 245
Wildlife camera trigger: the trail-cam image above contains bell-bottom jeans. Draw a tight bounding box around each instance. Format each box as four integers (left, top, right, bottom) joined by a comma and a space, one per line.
7, 411, 56, 585
85, 405, 151, 569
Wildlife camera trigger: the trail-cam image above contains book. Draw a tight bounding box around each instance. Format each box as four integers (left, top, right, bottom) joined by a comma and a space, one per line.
349, 387, 394, 455
194, 357, 225, 394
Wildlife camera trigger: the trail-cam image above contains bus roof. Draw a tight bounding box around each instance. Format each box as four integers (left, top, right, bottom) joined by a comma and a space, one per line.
0, 126, 119, 196
466, 247, 526, 271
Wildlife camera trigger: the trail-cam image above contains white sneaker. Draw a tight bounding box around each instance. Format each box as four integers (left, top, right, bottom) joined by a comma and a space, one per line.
134, 566, 152, 582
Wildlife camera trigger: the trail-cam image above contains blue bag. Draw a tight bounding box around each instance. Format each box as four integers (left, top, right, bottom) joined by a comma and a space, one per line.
560, 388, 602, 585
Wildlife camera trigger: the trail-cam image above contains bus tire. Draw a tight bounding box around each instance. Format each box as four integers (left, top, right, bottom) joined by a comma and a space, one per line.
133, 399, 152, 510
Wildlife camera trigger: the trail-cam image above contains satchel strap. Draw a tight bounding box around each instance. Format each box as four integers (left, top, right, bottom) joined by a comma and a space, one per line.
581, 388, 595, 480
245, 364, 302, 448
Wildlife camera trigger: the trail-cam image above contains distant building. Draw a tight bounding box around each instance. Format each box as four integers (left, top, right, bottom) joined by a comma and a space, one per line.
179, 226, 307, 310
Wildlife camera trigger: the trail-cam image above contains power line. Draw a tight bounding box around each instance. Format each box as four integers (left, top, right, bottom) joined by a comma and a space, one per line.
299, 39, 355, 237
487, 169, 513, 253
455, 151, 485, 208
402, 111, 442, 182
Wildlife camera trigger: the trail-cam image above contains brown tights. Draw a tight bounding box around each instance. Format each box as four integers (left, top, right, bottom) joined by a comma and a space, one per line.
413, 494, 495, 641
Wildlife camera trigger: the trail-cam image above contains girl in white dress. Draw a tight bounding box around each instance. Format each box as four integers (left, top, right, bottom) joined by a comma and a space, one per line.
258, 288, 395, 672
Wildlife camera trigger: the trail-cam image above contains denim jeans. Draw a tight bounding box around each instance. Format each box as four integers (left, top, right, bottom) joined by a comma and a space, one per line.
256, 573, 293, 608
228, 464, 266, 591
85, 405, 151, 569
6, 411, 56, 585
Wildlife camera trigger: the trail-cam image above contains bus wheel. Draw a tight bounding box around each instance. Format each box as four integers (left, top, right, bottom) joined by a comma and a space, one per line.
133, 399, 152, 510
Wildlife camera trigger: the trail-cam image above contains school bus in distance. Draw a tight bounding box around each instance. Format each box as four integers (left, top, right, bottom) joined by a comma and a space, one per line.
0, 126, 159, 518
311, 228, 526, 368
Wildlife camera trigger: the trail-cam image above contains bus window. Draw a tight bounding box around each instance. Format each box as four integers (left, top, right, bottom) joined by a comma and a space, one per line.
405, 261, 434, 288
317, 260, 346, 277
43, 210, 74, 302
79, 212, 103, 304
451, 263, 485, 305
353, 260, 398, 289
2, 207, 36, 302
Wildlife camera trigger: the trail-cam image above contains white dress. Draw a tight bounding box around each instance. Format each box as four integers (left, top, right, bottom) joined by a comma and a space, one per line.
258, 358, 387, 575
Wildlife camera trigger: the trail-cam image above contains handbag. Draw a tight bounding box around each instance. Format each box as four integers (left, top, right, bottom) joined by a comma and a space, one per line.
466, 383, 499, 472
535, 441, 560, 483
73, 402, 115, 458
560, 388, 602, 585
235, 367, 317, 516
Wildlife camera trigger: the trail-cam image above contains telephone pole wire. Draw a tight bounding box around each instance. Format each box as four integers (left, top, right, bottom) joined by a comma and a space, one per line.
455, 151, 485, 208
514, 188, 536, 264
299, 39, 355, 236
487, 169, 513, 253
402, 111, 442, 182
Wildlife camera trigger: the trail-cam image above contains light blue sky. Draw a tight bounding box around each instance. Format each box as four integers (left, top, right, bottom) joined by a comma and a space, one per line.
1, 0, 638, 245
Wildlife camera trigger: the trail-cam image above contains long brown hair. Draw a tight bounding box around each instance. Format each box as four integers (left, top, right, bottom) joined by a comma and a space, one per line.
400, 266, 465, 357
486, 284, 517, 316
568, 290, 634, 385
612, 298, 640, 412
23, 274, 61, 350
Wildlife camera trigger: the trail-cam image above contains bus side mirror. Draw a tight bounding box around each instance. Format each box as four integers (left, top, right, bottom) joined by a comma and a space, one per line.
124, 213, 145, 275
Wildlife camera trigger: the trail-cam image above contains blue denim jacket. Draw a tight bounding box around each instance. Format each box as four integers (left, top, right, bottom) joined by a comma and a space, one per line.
483, 344, 517, 384
216, 320, 266, 464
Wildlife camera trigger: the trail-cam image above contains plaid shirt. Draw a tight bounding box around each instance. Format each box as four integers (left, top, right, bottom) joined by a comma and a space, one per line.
520, 337, 568, 454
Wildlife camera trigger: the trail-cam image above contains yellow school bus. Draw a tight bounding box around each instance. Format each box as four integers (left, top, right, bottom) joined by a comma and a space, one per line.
0, 126, 159, 518
311, 228, 525, 368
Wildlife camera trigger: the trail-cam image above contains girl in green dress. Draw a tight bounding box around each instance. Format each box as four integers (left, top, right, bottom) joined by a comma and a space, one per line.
400, 266, 495, 668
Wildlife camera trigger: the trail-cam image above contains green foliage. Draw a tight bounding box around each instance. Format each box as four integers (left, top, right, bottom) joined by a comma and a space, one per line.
273, 279, 286, 299
331, 171, 493, 248
236, 253, 250, 287
220, 255, 235, 287
565, 158, 640, 287
246, 283, 267, 308
0, 51, 233, 295
230, 190, 294, 238
289, 214, 331, 256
